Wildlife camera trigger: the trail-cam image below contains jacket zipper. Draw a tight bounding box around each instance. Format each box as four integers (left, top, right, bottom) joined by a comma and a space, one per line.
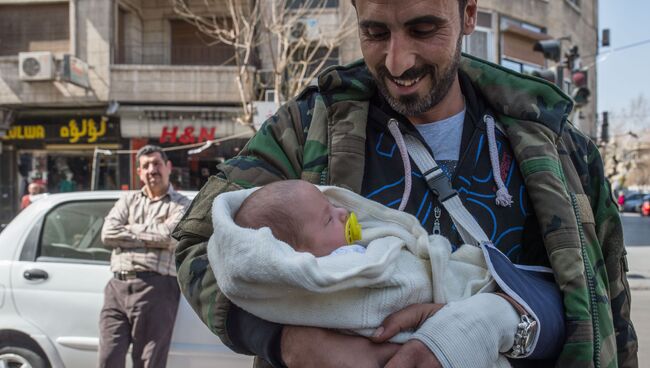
570, 193, 601, 368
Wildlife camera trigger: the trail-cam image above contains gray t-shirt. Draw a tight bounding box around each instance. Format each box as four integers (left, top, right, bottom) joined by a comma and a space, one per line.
414, 109, 465, 178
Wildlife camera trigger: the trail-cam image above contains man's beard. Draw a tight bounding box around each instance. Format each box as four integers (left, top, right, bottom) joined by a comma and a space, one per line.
373, 36, 463, 118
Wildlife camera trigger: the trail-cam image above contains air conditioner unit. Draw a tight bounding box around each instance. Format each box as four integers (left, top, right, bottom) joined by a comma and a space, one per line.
289, 18, 320, 42
18, 52, 55, 81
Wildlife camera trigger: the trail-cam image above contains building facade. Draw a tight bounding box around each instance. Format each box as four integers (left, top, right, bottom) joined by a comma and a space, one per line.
0, 0, 599, 225
463, 0, 600, 138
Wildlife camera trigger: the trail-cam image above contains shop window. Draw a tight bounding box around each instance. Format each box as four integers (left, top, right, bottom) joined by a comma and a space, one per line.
170, 19, 236, 66
19, 151, 119, 195
39, 201, 115, 263
0, 3, 70, 56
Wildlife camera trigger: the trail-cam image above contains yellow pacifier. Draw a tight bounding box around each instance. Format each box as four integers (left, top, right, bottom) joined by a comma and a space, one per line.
345, 212, 362, 244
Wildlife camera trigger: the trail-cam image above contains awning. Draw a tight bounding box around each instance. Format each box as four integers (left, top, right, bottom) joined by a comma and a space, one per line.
118, 105, 253, 142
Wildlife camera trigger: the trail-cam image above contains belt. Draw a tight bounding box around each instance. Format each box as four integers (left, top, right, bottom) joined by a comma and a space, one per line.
113, 271, 160, 281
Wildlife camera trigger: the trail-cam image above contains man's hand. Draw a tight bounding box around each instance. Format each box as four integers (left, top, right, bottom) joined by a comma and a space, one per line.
281, 326, 399, 368
370, 303, 446, 368
370, 303, 445, 343
385, 340, 442, 368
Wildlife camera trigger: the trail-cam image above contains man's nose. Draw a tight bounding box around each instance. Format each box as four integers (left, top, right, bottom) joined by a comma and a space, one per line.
385, 33, 416, 78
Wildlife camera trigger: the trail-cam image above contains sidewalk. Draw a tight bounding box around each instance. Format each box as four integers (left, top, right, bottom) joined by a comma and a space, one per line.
625, 246, 650, 290
625, 246, 649, 366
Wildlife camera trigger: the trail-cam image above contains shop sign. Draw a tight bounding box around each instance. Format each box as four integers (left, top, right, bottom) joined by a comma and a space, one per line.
62, 55, 91, 89
2, 116, 119, 143
59, 118, 107, 143
159, 126, 216, 144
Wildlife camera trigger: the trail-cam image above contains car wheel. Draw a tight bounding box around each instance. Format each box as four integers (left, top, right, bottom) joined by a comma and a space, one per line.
0, 346, 47, 368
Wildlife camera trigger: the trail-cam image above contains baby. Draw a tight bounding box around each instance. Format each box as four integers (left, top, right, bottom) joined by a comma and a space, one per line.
234, 179, 365, 257
212, 180, 564, 364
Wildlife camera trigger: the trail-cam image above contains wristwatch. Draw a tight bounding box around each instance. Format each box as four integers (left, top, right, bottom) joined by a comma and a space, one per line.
495, 292, 538, 358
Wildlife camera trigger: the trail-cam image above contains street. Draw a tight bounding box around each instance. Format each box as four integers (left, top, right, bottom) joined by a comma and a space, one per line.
621, 212, 650, 366
621, 212, 650, 246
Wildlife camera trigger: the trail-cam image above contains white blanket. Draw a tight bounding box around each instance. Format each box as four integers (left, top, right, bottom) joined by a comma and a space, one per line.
208, 185, 496, 341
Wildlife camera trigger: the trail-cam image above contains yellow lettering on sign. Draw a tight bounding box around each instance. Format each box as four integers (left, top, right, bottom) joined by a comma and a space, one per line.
2, 125, 45, 140
60, 117, 107, 143
87, 117, 107, 143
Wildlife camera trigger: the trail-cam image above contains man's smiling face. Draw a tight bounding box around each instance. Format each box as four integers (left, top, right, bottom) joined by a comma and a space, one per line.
355, 0, 474, 120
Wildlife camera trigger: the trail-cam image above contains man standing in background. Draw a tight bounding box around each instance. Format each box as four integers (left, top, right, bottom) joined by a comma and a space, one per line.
99, 145, 190, 368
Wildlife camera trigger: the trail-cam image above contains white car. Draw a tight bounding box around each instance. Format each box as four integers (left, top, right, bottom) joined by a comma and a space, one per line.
0, 191, 253, 368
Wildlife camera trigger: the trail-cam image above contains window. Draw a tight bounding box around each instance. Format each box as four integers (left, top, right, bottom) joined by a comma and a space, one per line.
286, 0, 339, 9
116, 7, 127, 64
290, 46, 339, 77
170, 19, 236, 66
500, 58, 542, 74
500, 16, 547, 68
566, 0, 580, 8
40, 201, 115, 263
463, 11, 495, 62
0, 3, 70, 56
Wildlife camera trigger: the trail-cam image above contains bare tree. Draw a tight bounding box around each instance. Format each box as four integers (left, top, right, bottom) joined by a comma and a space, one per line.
608, 94, 650, 135
172, 0, 356, 129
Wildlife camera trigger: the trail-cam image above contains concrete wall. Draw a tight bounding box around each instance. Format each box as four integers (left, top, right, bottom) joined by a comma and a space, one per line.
75, 0, 113, 101
110, 65, 246, 103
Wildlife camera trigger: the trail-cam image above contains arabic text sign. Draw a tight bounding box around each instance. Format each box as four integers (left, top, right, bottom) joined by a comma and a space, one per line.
3, 116, 119, 143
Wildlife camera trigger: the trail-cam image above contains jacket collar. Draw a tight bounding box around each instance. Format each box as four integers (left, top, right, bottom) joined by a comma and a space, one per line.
316, 54, 573, 137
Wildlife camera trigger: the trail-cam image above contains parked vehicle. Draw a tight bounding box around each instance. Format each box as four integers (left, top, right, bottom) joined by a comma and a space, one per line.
620, 192, 646, 212
0, 191, 253, 368
641, 195, 650, 217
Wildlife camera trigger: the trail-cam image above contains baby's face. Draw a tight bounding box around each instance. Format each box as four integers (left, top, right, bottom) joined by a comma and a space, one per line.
295, 183, 349, 257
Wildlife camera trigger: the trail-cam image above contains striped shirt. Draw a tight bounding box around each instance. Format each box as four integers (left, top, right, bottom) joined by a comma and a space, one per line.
101, 185, 190, 276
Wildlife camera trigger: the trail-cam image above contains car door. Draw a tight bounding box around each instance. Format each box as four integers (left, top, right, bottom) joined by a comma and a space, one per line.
10, 196, 253, 368
10, 199, 115, 367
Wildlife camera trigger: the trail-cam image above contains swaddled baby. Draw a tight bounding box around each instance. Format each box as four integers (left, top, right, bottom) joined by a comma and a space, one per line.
234, 179, 366, 258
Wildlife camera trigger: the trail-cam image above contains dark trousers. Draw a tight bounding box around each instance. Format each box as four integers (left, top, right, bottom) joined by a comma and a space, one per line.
98, 274, 180, 368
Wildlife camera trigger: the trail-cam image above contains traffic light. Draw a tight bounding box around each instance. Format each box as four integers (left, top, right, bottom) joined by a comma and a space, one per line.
533, 40, 562, 62
571, 69, 590, 106
600, 111, 609, 143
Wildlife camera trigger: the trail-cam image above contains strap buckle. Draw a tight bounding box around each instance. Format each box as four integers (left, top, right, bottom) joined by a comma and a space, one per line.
422, 166, 457, 202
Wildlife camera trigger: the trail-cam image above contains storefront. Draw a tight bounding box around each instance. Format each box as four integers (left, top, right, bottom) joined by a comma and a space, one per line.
0, 111, 124, 220
119, 106, 253, 191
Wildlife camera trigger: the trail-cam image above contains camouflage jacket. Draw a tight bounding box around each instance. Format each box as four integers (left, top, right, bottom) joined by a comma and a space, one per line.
173, 54, 637, 368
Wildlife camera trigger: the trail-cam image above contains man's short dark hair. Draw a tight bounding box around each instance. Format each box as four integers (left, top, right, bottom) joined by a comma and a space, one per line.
350, 0, 469, 20
136, 145, 168, 166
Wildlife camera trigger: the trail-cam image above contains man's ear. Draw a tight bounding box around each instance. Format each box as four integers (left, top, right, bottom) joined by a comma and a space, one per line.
166, 160, 172, 171
462, 0, 478, 36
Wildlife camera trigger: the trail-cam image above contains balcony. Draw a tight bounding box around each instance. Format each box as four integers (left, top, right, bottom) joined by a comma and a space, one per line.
109, 44, 253, 104
110, 64, 250, 104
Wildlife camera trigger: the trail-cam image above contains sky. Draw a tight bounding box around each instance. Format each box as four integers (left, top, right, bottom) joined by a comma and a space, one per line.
598, 0, 650, 123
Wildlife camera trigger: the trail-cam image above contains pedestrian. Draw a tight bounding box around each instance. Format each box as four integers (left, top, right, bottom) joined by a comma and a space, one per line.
173, 0, 637, 367
20, 182, 46, 209
99, 145, 190, 368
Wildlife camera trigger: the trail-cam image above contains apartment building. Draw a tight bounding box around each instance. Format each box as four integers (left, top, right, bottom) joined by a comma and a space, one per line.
0, 0, 347, 222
